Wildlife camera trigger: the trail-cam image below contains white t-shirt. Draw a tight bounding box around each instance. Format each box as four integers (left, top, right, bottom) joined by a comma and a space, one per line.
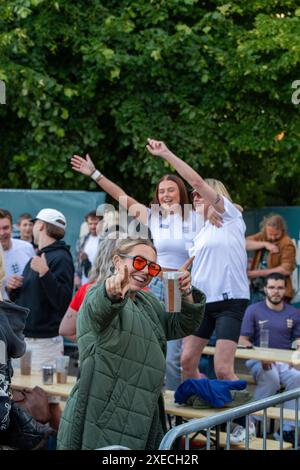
83, 235, 99, 265
2, 238, 35, 298
148, 207, 204, 269
81, 234, 99, 284
189, 197, 250, 303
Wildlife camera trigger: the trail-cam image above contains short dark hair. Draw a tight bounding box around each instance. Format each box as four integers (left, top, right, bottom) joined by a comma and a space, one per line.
17, 213, 33, 225
265, 272, 287, 286
0, 209, 13, 225
85, 210, 101, 221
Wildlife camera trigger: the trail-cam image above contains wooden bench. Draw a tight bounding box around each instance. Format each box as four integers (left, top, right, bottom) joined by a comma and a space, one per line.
164, 391, 297, 449
253, 407, 300, 421
165, 392, 300, 422
190, 430, 292, 450
238, 373, 256, 385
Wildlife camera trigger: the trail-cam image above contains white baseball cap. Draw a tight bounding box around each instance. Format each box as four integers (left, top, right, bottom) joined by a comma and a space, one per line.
33, 208, 67, 230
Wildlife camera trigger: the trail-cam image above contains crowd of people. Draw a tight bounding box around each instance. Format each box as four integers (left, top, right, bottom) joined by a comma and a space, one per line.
0, 138, 299, 450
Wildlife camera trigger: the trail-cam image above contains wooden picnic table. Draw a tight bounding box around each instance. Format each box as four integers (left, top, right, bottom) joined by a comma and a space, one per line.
11, 369, 77, 398
203, 345, 300, 365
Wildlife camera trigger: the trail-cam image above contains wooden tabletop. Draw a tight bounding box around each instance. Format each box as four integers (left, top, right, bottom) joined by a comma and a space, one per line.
11, 370, 77, 398
203, 346, 300, 365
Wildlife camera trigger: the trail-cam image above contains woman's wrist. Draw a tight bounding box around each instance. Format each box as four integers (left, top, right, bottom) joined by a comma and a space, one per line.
182, 292, 193, 303
182, 286, 193, 297
161, 150, 172, 161
91, 169, 104, 182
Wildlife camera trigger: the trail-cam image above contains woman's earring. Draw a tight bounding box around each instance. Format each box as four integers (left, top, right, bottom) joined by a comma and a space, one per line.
110, 265, 115, 274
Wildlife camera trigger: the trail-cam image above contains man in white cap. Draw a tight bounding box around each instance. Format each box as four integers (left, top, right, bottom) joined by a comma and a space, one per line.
8, 208, 74, 370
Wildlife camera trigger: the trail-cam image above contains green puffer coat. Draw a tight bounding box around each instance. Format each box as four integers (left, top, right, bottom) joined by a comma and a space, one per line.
57, 283, 205, 450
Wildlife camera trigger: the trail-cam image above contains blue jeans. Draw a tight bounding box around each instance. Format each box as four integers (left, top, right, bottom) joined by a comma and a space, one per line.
247, 360, 300, 431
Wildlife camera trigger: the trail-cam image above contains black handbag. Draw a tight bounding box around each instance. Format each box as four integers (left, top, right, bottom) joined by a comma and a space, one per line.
0, 300, 55, 449
2, 402, 55, 450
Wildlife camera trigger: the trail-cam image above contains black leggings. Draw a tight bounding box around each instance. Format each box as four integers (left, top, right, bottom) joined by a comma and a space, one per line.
193, 299, 249, 343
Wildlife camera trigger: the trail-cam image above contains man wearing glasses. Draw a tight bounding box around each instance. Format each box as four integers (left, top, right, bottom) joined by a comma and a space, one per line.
233, 273, 300, 445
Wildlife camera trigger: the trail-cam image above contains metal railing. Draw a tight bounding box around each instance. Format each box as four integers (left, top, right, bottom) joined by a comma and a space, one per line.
96, 446, 131, 450
159, 388, 300, 450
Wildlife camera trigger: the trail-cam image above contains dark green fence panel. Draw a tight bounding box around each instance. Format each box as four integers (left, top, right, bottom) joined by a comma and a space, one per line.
0, 189, 106, 257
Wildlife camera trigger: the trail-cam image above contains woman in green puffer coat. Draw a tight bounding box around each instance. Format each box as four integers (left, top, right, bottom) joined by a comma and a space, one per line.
57, 237, 205, 450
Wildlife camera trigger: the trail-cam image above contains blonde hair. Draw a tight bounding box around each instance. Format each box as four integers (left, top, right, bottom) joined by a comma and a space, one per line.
89, 231, 120, 282
260, 214, 287, 236
101, 210, 119, 234
204, 178, 232, 202
112, 237, 157, 258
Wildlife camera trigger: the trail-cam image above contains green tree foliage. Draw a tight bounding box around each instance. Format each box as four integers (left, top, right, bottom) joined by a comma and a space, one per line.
0, 0, 300, 206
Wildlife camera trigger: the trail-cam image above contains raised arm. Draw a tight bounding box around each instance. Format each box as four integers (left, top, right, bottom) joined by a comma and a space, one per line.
71, 154, 148, 224
146, 139, 225, 213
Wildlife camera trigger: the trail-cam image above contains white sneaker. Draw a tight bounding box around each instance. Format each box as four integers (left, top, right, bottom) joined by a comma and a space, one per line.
230, 423, 256, 445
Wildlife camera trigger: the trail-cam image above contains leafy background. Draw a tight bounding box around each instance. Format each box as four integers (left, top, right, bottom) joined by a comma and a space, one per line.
1, 0, 300, 207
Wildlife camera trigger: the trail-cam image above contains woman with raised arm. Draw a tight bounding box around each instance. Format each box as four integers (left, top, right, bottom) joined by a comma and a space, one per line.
70, 153, 203, 390
57, 237, 205, 450
146, 139, 250, 382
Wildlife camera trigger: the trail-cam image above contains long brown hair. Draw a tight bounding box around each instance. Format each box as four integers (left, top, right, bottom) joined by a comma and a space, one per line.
150, 174, 191, 219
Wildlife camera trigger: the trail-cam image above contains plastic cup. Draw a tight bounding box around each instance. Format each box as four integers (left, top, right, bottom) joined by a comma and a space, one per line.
20, 350, 32, 375
162, 271, 182, 313
56, 355, 70, 384
259, 329, 269, 348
